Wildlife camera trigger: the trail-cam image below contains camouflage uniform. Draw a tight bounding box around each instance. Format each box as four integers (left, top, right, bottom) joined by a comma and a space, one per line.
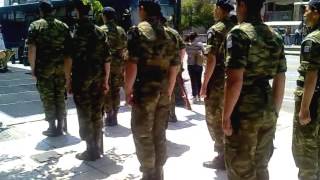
71, 18, 110, 152
165, 26, 185, 122
292, 27, 320, 180
100, 21, 127, 125
127, 20, 179, 178
205, 18, 234, 156
27, 15, 71, 135
225, 21, 287, 180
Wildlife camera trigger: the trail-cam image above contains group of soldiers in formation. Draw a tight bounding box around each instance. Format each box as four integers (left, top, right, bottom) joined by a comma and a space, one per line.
26, 0, 320, 179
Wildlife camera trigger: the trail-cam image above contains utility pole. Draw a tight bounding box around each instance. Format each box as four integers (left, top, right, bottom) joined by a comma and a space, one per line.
176, 0, 181, 32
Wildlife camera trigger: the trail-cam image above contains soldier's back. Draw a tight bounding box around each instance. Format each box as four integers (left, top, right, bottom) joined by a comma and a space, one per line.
128, 21, 179, 96
72, 19, 108, 80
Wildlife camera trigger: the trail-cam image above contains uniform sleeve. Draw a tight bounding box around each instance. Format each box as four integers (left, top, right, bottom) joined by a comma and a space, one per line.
177, 34, 186, 50
300, 39, 320, 71
104, 36, 112, 63
170, 45, 180, 66
26, 22, 37, 45
63, 25, 73, 57
225, 29, 251, 69
206, 29, 221, 55
277, 44, 287, 73
127, 27, 141, 64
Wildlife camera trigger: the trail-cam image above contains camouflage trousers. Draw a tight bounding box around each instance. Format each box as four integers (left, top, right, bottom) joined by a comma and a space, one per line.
205, 87, 224, 154
292, 98, 320, 180
73, 78, 105, 141
36, 75, 66, 123
131, 93, 171, 173
225, 108, 277, 180
104, 72, 123, 112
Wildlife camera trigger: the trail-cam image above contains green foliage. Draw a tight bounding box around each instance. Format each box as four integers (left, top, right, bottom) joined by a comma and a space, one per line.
80, 0, 103, 14
181, 0, 215, 30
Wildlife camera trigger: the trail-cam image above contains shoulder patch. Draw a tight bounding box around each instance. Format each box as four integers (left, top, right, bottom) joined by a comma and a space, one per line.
226, 35, 232, 49
304, 45, 311, 53
207, 31, 214, 40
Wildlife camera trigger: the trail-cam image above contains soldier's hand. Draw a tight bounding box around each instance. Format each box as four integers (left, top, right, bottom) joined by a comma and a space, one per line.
66, 79, 72, 95
126, 92, 134, 106
103, 82, 110, 94
299, 109, 311, 126
223, 116, 233, 136
200, 85, 207, 98
31, 70, 37, 81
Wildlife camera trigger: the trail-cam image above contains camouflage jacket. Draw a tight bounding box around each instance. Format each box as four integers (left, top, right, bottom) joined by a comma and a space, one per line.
100, 21, 127, 74
27, 16, 71, 78
71, 18, 111, 81
226, 21, 287, 115
127, 20, 180, 98
165, 26, 186, 51
206, 18, 235, 90
295, 28, 320, 97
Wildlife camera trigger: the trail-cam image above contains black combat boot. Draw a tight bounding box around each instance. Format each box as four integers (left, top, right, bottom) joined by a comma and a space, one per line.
168, 114, 178, 123
105, 110, 118, 126
110, 109, 118, 126
154, 167, 164, 180
203, 153, 226, 170
76, 140, 100, 161
55, 119, 64, 136
104, 111, 113, 126
141, 168, 156, 180
42, 121, 58, 137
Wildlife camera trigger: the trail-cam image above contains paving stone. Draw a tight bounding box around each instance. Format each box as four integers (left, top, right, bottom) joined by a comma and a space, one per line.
30, 151, 62, 163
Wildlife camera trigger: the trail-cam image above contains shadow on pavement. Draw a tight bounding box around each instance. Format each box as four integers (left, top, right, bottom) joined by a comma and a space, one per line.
86, 147, 125, 175
167, 140, 190, 158
36, 135, 81, 150
104, 124, 131, 138
167, 120, 196, 130
214, 170, 228, 180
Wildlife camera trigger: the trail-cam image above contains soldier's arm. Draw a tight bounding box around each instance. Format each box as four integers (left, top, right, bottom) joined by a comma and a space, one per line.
300, 71, 318, 120
201, 30, 218, 97
125, 27, 139, 104
299, 40, 320, 125
201, 53, 216, 97
27, 44, 36, 77
272, 73, 286, 115
223, 30, 250, 136
26, 23, 37, 78
272, 43, 286, 115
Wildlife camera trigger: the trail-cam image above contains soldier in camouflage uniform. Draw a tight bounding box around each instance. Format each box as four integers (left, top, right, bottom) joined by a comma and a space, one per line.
125, 1, 180, 179
162, 18, 186, 123
223, 0, 287, 179
27, 0, 71, 137
100, 7, 127, 127
65, 0, 111, 161
200, 0, 235, 170
292, 1, 320, 179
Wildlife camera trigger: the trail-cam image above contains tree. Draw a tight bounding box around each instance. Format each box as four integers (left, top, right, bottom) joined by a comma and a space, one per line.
181, 0, 215, 30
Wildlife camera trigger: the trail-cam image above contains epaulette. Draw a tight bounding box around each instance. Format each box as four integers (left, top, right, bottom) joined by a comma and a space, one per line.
127, 26, 140, 41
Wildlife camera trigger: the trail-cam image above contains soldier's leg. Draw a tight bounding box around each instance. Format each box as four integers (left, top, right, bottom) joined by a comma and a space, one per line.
204, 89, 225, 169
255, 110, 277, 180
168, 92, 177, 123
110, 85, 121, 125
131, 95, 160, 178
104, 89, 113, 126
37, 77, 57, 136
225, 118, 259, 180
154, 94, 170, 180
54, 75, 67, 134
90, 81, 105, 157
292, 100, 319, 180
